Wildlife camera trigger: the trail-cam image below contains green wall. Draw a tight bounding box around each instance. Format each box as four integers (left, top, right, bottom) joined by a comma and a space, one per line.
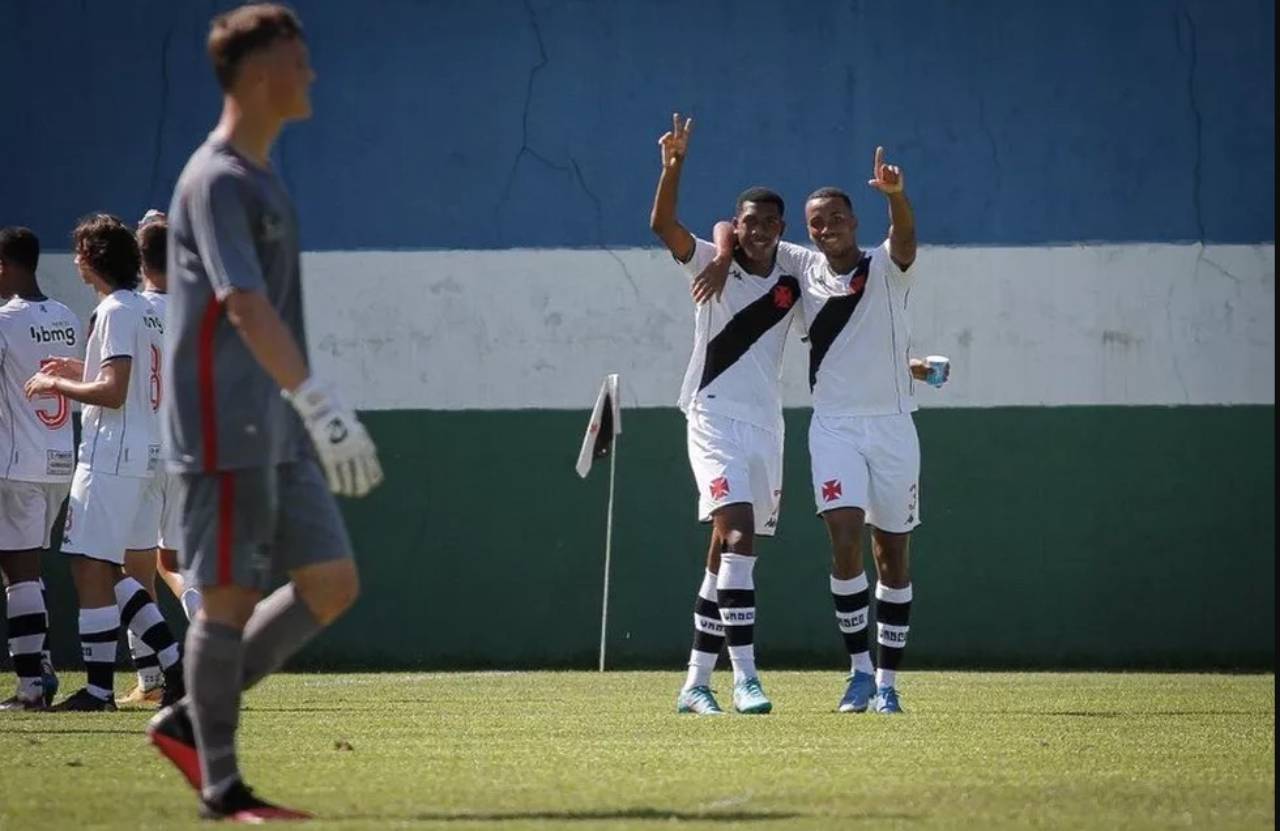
7, 406, 1275, 671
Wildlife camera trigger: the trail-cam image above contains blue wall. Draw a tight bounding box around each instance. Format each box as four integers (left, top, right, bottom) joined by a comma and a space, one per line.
0, 0, 1274, 250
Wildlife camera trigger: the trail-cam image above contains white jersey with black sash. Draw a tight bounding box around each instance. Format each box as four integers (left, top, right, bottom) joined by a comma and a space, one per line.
676, 238, 800, 433
778, 239, 916, 417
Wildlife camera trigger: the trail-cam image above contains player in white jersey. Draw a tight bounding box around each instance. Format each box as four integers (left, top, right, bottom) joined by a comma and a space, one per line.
650, 114, 800, 716
783, 149, 921, 714
23, 215, 185, 711
0, 227, 77, 709
100, 210, 202, 706
701, 148, 925, 714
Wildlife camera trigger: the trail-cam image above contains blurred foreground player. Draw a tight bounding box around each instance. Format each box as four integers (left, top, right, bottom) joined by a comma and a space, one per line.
147, 3, 382, 821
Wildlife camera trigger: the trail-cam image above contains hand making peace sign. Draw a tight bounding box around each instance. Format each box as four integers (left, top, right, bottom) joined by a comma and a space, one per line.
658, 113, 694, 169
867, 145, 904, 195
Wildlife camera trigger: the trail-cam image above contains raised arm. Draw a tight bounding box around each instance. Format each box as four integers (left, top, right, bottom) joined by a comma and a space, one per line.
868, 146, 916, 270
649, 113, 696, 263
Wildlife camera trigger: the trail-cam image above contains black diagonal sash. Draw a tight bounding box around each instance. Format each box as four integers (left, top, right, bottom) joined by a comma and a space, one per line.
698, 274, 800, 391
807, 254, 872, 390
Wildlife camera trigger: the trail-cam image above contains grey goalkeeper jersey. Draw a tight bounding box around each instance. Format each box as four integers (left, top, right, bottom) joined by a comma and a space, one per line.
163, 135, 309, 473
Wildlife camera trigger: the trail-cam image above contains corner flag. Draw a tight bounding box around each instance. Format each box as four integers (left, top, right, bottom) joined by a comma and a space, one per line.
575, 373, 621, 478
576, 374, 621, 671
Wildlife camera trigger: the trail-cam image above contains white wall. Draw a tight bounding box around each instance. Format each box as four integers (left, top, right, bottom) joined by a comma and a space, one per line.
36, 243, 1274, 410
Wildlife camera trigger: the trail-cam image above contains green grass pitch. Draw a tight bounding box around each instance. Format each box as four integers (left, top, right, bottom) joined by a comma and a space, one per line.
0, 671, 1273, 830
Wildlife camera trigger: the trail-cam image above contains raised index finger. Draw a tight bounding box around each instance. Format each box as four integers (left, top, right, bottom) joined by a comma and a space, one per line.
873, 145, 884, 175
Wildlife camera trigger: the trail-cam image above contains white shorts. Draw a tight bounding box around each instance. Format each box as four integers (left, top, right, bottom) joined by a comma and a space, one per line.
687, 410, 784, 537
60, 465, 161, 564
0, 479, 70, 551
808, 413, 921, 533
151, 470, 183, 550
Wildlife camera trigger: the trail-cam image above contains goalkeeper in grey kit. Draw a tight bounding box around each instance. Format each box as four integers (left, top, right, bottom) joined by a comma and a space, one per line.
146, 3, 381, 822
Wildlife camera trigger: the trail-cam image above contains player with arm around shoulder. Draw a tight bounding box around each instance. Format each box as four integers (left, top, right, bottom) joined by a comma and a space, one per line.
650, 113, 802, 716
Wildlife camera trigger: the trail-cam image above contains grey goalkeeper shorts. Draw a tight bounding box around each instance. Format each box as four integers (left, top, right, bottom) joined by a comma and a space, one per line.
178, 457, 353, 591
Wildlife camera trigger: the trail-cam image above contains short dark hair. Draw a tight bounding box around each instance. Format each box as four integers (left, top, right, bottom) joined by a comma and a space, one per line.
73, 214, 141, 290
0, 226, 39, 273
208, 3, 304, 91
806, 187, 853, 211
137, 215, 168, 274
735, 187, 785, 217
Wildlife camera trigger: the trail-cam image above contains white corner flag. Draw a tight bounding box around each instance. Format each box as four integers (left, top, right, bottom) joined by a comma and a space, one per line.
575, 374, 621, 672
575, 373, 621, 478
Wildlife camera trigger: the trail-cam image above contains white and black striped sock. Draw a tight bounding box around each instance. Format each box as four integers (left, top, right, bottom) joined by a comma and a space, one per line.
115, 578, 180, 671
127, 630, 163, 691
716, 553, 757, 684
683, 570, 723, 691
831, 573, 873, 675
5, 581, 47, 699
875, 583, 913, 688
79, 606, 119, 700
39, 578, 53, 670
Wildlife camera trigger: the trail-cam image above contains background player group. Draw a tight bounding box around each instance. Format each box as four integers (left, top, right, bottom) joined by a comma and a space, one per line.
2, 3, 383, 821
2, 212, 197, 713
650, 113, 948, 716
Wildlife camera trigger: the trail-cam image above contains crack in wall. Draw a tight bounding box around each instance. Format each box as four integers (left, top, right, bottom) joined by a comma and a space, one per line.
146, 19, 176, 210
497, 0, 637, 295
1177, 3, 1206, 244
571, 158, 639, 296
1164, 280, 1191, 403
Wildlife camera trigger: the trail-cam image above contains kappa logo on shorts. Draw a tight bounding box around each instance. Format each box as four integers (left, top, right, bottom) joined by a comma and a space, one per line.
709, 476, 730, 500
822, 479, 843, 502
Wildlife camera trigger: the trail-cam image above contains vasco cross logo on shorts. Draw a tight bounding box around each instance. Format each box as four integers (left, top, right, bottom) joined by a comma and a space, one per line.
709, 476, 730, 500
822, 479, 842, 502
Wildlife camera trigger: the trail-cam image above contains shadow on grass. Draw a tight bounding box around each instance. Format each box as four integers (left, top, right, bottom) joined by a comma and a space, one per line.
20, 727, 141, 735
1007, 710, 1267, 718
244, 706, 361, 713
336, 808, 915, 823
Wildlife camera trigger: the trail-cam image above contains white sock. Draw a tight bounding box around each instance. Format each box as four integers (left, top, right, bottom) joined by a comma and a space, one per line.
716, 553, 758, 685
874, 582, 913, 689
127, 630, 163, 690
830, 573, 873, 675
80, 606, 120, 701
684, 570, 722, 691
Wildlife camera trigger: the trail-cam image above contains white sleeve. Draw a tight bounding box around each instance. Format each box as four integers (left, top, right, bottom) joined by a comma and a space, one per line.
677, 237, 718, 278
776, 240, 822, 274
97, 306, 137, 363
881, 238, 913, 279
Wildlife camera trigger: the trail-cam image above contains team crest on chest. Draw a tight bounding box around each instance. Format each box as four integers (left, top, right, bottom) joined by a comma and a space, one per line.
771, 282, 796, 310
848, 273, 867, 295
